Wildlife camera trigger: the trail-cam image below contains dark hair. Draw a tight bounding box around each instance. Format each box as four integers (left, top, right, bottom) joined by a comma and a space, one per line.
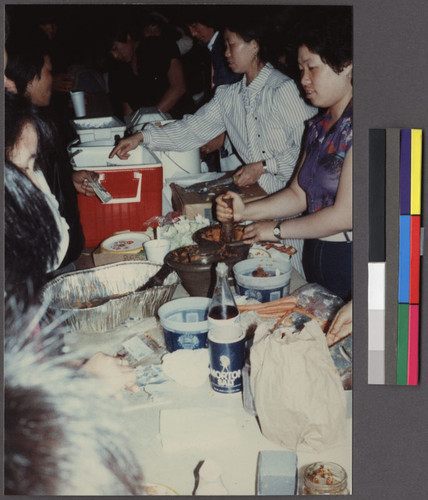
4, 91, 57, 178
182, 6, 220, 30
5, 32, 51, 94
4, 161, 61, 307
4, 311, 145, 495
106, 17, 142, 47
224, 11, 275, 65
294, 7, 353, 73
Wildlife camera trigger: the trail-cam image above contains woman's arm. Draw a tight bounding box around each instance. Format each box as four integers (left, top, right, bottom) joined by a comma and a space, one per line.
110, 88, 228, 159
216, 153, 308, 223
155, 58, 186, 114
243, 147, 352, 241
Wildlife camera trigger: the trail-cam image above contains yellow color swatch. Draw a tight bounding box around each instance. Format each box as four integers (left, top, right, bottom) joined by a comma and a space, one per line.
410, 129, 422, 215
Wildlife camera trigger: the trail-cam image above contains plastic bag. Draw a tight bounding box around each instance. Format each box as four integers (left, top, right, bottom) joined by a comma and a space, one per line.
141, 212, 211, 250
250, 319, 347, 452
141, 211, 183, 231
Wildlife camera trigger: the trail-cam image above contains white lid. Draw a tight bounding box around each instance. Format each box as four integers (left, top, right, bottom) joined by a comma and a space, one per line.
215, 262, 228, 275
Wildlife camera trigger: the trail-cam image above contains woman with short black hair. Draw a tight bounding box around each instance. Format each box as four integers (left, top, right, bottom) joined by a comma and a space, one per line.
216, 9, 353, 301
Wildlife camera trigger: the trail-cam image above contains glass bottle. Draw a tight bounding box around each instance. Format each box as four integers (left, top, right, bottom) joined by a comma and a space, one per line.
195, 459, 229, 495
301, 462, 349, 495
208, 262, 239, 327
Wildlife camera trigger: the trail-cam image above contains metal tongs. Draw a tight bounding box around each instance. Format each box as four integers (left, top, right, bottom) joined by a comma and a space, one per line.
186, 174, 236, 195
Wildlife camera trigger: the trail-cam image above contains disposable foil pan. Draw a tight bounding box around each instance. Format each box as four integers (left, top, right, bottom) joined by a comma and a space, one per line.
40, 261, 180, 334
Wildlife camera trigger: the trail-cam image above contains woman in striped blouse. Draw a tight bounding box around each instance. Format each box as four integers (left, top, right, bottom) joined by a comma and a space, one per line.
110, 13, 316, 277
110, 13, 316, 196
216, 11, 353, 300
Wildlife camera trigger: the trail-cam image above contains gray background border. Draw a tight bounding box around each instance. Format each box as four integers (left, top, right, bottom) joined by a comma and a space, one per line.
2, 0, 428, 498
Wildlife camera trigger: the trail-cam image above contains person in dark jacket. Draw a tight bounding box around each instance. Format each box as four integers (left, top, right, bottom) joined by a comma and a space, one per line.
5, 30, 95, 271
183, 7, 242, 171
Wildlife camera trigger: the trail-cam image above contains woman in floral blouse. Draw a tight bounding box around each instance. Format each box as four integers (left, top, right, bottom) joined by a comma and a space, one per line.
216, 10, 353, 300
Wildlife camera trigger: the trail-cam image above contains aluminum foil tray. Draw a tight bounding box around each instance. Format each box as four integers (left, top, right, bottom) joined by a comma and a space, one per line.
41, 261, 180, 334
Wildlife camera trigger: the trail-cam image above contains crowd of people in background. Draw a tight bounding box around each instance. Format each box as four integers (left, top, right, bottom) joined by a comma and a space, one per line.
4, 4, 353, 495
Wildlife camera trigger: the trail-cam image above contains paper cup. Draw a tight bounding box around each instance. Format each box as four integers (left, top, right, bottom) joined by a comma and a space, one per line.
144, 239, 171, 264
70, 91, 86, 118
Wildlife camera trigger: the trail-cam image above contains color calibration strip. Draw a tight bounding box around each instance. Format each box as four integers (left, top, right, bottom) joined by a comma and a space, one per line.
368, 128, 423, 385
368, 129, 386, 384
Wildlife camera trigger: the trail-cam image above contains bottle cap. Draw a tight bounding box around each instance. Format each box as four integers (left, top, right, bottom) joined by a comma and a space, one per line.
216, 262, 228, 275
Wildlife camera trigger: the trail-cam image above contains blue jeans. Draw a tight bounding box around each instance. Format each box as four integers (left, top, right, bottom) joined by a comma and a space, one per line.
302, 239, 352, 301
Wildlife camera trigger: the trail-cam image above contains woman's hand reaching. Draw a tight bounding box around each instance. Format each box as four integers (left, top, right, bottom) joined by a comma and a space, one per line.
72, 170, 97, 197
109, 132, 142, 160
326, 300, 352, 347
215, 191, 245, 222
242, 220, 278, 243
233, 161, 264, 187
82, 352, 139, 398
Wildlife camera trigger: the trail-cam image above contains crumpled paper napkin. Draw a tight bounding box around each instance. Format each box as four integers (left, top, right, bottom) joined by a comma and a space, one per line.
161, 348, 209, 387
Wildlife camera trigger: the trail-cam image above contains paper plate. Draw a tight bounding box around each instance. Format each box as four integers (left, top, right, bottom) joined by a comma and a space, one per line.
100, 231, 151, 254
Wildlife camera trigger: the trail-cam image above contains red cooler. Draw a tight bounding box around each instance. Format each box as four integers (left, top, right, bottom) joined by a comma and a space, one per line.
75, 162, 163, 248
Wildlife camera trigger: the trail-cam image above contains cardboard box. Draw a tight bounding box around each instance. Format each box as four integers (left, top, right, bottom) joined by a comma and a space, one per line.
170, 182, 267, 221
92, 246, 147, 267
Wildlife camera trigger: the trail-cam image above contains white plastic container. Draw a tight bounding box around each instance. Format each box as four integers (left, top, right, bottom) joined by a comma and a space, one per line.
158, 297, 210, 352
154, 148, 201, 179
71, 116, 126, 143
68, 139, 148, 167
233, 257, 292, 303
131, 120, 201, 179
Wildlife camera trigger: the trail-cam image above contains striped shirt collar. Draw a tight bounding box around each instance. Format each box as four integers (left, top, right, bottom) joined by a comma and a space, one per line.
240, 62, 273, 95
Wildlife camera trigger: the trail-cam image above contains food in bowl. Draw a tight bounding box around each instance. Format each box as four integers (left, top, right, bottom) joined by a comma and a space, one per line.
193, 224, 247, 246
252, 266, 282, 278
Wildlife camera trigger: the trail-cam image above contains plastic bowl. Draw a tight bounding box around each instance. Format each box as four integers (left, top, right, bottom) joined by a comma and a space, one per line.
233, 257, 291, 303
158, 297, 210, 352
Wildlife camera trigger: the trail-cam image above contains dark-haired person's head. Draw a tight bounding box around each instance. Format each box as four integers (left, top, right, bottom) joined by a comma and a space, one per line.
5, 32, 53, 106
107, 18, 141, 63
294, 7, 353, 74
5, 162, 61, 309
4, 314, 145, 495
224, 12, 275, 66
5, 92, 57, 184
183, 6, 220, 44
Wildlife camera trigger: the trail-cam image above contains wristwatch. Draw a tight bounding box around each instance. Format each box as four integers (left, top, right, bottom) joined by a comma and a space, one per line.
273, 221, 282, 240
262, 159, 268, 173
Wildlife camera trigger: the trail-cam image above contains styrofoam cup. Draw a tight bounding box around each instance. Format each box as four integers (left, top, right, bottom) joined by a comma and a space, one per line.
70, 91, 86, 117
144, 238, 171, 264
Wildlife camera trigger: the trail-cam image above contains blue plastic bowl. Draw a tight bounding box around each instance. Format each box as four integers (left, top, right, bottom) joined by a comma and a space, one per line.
233, 258, 291, 303
158, 297, 210, 352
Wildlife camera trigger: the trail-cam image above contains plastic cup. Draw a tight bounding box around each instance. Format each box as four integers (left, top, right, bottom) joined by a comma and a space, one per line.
144, 239, 171, 264
70, 91, 86, 118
